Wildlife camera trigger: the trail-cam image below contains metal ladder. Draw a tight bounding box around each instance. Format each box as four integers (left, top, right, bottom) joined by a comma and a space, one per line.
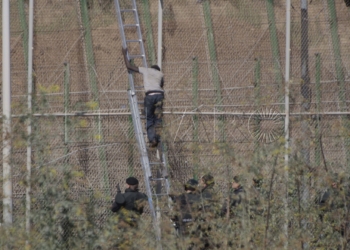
114, 0, 171, 245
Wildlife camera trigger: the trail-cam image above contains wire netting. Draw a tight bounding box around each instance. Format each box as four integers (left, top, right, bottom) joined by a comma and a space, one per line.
1, 0, 350, 248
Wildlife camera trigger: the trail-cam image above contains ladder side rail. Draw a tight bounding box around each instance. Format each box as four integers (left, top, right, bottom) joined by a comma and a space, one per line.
114, 0, 127, 48
115, 0, 147, 68
115, 0, 156, 219
114, 0, 136, 91
115, 0, 164, 245
128, 90, 152, 178
161, 148, 172, 209
114, 0, 152, 179
128, 90, 157, 219
131, 0, 148, 68
161, 149, 170, 192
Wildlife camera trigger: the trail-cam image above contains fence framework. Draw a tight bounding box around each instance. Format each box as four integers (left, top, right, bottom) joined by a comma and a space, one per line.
1, 0, 350, 248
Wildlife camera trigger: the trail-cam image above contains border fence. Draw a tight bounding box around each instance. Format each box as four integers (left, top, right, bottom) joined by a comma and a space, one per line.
1, 0, 350, 248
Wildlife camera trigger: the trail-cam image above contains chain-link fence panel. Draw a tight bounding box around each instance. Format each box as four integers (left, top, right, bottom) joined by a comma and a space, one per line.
1, 0, 350, 248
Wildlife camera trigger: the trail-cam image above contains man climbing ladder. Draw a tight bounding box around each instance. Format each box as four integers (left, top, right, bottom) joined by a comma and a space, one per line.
122, 47, 164, 148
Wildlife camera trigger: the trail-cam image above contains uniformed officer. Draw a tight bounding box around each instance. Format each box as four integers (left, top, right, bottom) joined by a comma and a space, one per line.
221, 175, 246, 218
198, 174, 221, 249
167, 179, 201, 250
200, 174, 216, 203
177, 179, 200, 235
220, 175, 249, 248
111, 177, 148, 227
314, 173, 350, 248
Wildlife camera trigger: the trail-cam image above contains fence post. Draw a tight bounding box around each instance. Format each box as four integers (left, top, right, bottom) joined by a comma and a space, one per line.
78, 0, 110, 194
300, 1, 311, 248
315, 54, 322, 168
327, 0, 350, 167
253, 58, 261, 157
2, 0, 13, 226
18, 0, 29, 64
202, 1, 225, 142
266, 0, 283, 101
192, 57, 199, 180
284, 0, 292, 247
128, 115, 135, 177
141, 0, 156, 65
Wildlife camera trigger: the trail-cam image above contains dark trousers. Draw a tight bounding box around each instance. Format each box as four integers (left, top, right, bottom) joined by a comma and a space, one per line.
144, 94, 164, 142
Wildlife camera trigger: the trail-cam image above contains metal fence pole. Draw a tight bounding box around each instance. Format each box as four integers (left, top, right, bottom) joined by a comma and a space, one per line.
78, 0, 110, 194
157, 0, 163, 68
284, 0, 291, 247
26, 0, 34, 235
253, 58, 261, 156
266, 0, 283, 100
300, 1, 311, 248
18, 0, 28, 64
327, 0, 350, 167
315, 54, 322, 168
142, 0, 156, 65
128, 115, 135, 177
202, 1, 225, 142
64, 63, 70, 144
192, 57, 199, 179
2, 0, 13, 226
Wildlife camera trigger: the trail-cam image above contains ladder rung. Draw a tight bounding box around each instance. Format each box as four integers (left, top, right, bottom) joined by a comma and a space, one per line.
134, 86, 143, 89
140, 115, 146, 119
129, 55, 144, 59
153, 194, 169, 196
138, 101, 144, 105
121, 9, 136, 13
150, 162, 163, 165
151, 177, 167, 181
126, 39, 141, 43
123, 24, 139, 28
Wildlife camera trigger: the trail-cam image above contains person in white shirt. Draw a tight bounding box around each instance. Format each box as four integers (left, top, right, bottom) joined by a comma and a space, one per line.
122, 48, 164, 147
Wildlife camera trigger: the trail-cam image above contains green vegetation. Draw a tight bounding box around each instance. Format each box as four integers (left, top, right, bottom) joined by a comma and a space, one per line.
1, 111, 349, 249
2, 0, 350, 249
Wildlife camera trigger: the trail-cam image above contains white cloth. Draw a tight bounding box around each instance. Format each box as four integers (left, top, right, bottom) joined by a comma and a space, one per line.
139, 67, 164, 93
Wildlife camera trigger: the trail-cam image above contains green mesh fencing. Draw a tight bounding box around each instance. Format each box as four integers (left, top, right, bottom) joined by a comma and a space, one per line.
1, 0, 350, 248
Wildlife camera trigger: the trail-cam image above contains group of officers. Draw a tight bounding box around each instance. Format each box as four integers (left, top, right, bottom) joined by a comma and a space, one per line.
110, 174, 253, 249
110, 172, 349, 248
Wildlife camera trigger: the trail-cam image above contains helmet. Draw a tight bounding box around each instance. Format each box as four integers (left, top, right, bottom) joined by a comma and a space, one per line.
126, 177, 139, 185
201, 174, 215, 186
184, 179, 198, 191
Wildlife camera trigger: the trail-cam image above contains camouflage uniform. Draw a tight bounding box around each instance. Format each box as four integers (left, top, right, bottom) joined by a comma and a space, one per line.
196, 175, 222, 249
111, 178, 147, 250
172, 180, 201, 235
315, 174, 350, 248
221, 185, 247, 218
111, 188, 148, 227
170, 179, 202, 249
221, 176, 250, 248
